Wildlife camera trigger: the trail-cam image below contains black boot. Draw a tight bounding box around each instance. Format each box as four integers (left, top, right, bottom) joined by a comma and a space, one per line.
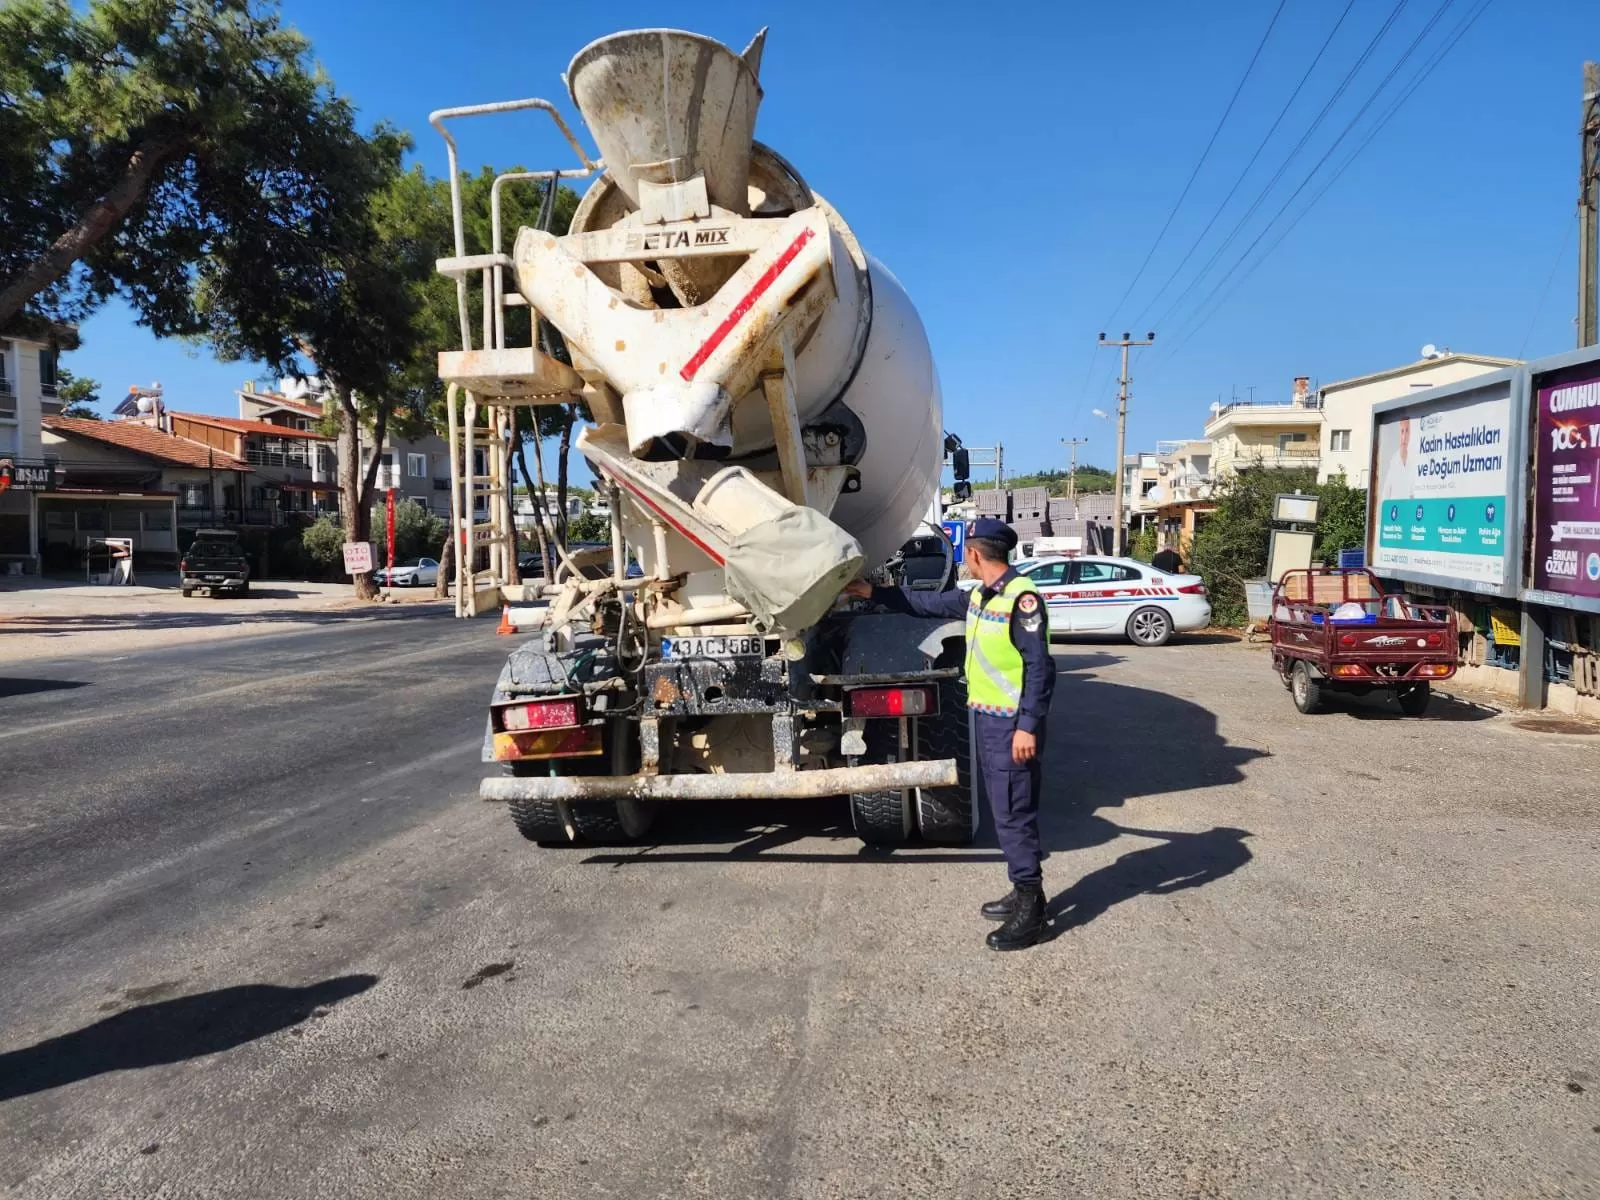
980, 888, 1018, 921
986, 884, 1045, 951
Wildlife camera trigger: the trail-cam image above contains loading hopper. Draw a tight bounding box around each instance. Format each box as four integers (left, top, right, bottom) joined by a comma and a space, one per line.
566, 27, 766, 215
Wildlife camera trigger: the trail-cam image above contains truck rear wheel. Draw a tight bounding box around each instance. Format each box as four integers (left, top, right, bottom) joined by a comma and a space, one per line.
1291, 660, 1323, 714
915, 677, 976, 844
504, 724, 656, 846
849, 720, 915, 848
504, 762, 573, 846
1396, 682, 1430, 717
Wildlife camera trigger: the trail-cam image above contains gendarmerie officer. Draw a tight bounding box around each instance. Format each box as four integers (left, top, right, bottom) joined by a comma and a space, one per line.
844, 517, 1054, 950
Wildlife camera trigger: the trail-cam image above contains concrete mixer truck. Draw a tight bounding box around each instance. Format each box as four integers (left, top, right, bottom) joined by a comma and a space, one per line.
431, 28, 975, 847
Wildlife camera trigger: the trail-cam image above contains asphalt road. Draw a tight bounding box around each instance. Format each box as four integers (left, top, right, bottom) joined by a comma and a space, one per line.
2, 619, 1598, 1198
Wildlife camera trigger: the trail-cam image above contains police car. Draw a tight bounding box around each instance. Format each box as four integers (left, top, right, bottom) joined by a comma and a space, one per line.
1001, 555, 1210, 646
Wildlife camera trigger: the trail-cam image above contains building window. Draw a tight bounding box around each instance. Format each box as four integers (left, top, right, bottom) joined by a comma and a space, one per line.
408, 452, 427, 478
1330, 429, 1351, 452
180, 483, 208, 509
39, 348, 58, 397
1277, 432, 1308, 451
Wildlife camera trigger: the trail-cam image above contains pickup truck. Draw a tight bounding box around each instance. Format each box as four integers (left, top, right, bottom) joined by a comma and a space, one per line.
181, 530, 251, 597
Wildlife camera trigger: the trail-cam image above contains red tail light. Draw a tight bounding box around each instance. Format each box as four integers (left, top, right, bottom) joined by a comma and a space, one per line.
847, 685, 936, 718
1178, 583, 1206, 595
499, 698, 580, 731
1425, 633, 1442, 647
180, 559, 188, 571
1340, 633, 1356, 646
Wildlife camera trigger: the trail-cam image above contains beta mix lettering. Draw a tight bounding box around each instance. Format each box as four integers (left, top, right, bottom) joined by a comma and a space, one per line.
1531, 367, 1600, 600
1371, 387, 1510, 588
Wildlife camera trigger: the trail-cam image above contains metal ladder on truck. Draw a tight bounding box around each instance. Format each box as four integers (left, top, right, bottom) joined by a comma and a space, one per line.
428, 100, 600, 617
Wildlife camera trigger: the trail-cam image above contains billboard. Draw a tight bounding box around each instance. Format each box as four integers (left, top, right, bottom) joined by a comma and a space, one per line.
1369, 378, 1517, 594
1530, 365, 1600, 606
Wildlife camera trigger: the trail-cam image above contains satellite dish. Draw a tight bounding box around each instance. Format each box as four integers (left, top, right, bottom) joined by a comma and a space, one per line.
1210, 401, 1222, 414
1420, 343, 1438, 360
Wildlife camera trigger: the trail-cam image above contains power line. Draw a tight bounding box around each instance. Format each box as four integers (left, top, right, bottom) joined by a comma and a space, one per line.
1159, 0, 1492, 363
1520, 211, 1577, 359
1097, 0, 1289, 331
1148, 0, 1412, 338
1159, 0, 1460, 352
1131, 0, 1358, 330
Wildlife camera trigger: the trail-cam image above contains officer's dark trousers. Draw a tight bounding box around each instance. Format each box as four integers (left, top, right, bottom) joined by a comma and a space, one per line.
973, 711, 1043, 887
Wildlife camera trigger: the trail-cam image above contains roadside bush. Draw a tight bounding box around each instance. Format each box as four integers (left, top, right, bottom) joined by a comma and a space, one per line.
302, 515, 345, 571
370, 499, 446, 563
1130, 525, 1157, 563
1189, 468, 1370, 626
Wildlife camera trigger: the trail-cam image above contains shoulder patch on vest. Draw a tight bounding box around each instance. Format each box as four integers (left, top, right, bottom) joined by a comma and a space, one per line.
1017, 592, 1039, 613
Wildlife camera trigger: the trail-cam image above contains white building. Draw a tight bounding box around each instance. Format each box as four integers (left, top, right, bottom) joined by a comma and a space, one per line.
0, 323, 67, 571
1317, 351, 1519, 486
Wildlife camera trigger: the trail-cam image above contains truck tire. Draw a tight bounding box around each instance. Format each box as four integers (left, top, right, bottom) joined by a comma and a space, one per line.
915, 676, 976, 844
503, 762, 573, 846
1396, 682, 1430, 717
565, 722, 655, 846
181, 587, 193, 598
849, 720, 915, 848
1291, 660, 1323, 714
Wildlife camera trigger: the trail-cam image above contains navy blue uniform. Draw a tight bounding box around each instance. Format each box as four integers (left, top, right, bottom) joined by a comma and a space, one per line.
870, 570, 1054, 885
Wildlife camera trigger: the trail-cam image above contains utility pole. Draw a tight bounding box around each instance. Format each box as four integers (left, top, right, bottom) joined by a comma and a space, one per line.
1060, 437, 1088, 509
1099, 330, 1155, 554
1580, 60, 1599, 347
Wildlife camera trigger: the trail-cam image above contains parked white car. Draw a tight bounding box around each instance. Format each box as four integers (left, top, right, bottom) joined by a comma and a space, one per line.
1024, 556, 1210, 646
964, 556, 1210, 646
374, 557, 440, 587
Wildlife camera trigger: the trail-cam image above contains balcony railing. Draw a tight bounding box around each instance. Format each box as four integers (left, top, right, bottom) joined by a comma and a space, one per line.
245, 448, 312, 468
1215, 448, 1322, 471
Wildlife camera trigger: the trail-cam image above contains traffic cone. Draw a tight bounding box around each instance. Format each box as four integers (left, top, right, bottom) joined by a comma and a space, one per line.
496, 605, 515, 636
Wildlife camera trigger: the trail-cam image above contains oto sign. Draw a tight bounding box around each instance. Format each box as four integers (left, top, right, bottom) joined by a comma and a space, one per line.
342, 541, 375, 574
1530, 365, 1600, 606
1368, 374, 1521, 597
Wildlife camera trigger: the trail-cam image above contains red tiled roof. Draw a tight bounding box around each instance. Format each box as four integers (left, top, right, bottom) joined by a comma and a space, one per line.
42, 416, 250, 470
171, 411, 329, 440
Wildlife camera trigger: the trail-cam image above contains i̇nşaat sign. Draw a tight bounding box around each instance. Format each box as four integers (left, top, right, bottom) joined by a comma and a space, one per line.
1531, 367, 1600, 602
0, 458, 60, 493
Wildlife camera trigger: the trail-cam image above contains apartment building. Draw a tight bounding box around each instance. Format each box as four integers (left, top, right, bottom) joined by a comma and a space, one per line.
1204, 377, 1323, 476
1316, 351, 1519, 486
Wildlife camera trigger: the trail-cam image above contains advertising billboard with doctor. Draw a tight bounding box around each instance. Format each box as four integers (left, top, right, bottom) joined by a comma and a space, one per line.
1369, 379, 1515, 593
1530, 365, 1600, 604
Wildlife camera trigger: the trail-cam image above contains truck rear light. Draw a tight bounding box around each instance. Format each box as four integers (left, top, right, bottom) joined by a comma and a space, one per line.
1178, 583, 1206, 595
1340, 633, 1356, 646
1332, 664, 1367, 677
847, 685, 936, 718
500, 698, 580, 731
1425, 633, 1442, 647
1416, 663, 1452, 677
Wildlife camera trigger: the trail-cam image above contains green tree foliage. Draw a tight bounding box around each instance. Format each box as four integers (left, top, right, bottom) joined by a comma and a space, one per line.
1314, 474, 1368, 559
1002, 466, 1116, 496
0, 0, 398, 331
1130, 525, 1158, 563
567, 512, 608, 543
54, 367, 100, 418
371, 498, 446, 564
1189, 469, 1370, 625
301, 514, 344, 567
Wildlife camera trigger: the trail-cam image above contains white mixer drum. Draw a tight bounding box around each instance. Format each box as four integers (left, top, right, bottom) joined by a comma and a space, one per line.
827, 259, 944, 569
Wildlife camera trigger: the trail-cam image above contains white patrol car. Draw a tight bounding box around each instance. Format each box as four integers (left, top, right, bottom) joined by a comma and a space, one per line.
968, 555, 1210, 646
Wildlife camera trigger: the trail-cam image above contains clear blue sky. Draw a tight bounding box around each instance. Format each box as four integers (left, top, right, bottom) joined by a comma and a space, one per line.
68, 0, 1597, 479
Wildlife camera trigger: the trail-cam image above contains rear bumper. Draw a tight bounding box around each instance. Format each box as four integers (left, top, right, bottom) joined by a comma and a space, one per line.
480, 758, 959, 803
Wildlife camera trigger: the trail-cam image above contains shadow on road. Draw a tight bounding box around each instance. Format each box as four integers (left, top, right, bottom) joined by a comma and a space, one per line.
0, 975, 377, 1102
1338, 691, 1498, 722
0, 677, 90, 697
1, 604, 451, 637
581, 656, 1266, 875
1043, 821, 1253, 933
